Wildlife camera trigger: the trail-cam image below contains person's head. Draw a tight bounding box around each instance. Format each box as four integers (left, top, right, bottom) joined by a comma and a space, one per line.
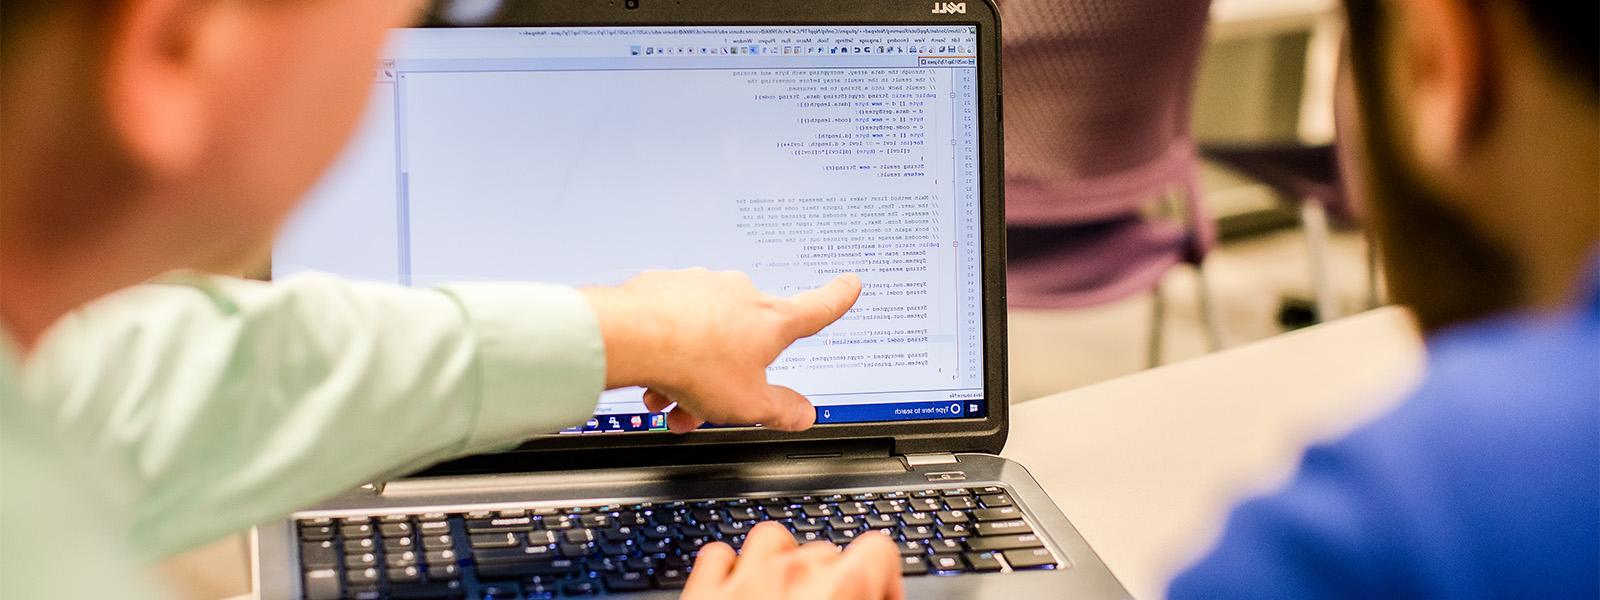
1339, 0, 1599, 332
0, 0, 423, 346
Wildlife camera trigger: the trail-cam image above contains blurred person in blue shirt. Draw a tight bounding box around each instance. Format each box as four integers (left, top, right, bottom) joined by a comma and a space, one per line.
1171, 0, 1598, 597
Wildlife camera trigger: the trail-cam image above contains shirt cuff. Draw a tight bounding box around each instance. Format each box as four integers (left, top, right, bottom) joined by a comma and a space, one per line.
438, 283, 606, 452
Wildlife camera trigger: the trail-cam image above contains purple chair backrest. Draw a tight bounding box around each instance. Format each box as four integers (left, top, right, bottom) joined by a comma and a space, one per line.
1001, 0, 1214, 223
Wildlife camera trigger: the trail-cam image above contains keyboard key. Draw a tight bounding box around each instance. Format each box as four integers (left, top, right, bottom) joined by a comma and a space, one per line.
978, 493, 1014, 508
1003, 547, 1058, 570
938, 523, 973, 538
299, 524, 335, 542
559, 542, 590, 557
929, 538, 964, 554
342, 537, 376, 553
976, 486, 1004, 495
388, 581, 464, 599
930, 554, 965, 573
466, 516, 534, 533
604, 571, 651, 592
790, 518, 826, 533
944, 496, 978, 510
900, 555, 929, 576
941, 488, 972, 497
562, 579, 600, 595
344, 567, 379, 586
902, 525, 935, 541
302, 568, 341, 600
836, 502, 869, 516
801, 504, 834, 518
387, 565, 422, 584
901, 512, 934, 527
971, 507, 1022, 522
871, 501, 904, 514
654, 567, 688, 589
386, 550, 419, 567
964, 551, 1004, 572
827, 515, 863, 531
935, 510, 969, 524
424, 549, 457, 564
864, 514, 898, 529
475, 558, 580, 579
974, 519, 1033, 537
383, 536, 416, 552
427, 563, 459, 580
422, 534, 454, 550
474, 545, 557, 564
340, 522, 374, 537
965, 534, 1044, 552
469, 532, 520, 549
896, 540, 926, 556
299, 540, 339, 569
564, 528, 597, 544
346, 552, 377, 569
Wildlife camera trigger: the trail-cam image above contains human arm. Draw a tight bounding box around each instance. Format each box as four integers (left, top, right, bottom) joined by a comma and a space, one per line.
21, 272, 608, 560
21, 269, 862, 561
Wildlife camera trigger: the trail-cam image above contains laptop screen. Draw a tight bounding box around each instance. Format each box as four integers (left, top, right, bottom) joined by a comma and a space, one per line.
273, 25, 987, 434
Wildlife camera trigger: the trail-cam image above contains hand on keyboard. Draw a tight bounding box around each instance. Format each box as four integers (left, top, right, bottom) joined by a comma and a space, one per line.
582, 269, 863, 432
682, 521, 903, 600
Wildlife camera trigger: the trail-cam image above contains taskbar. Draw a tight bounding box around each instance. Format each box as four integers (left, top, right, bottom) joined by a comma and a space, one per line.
559, 399, 988, 434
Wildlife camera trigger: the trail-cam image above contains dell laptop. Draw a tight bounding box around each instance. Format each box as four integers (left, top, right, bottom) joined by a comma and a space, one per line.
255, 1, 1129, 598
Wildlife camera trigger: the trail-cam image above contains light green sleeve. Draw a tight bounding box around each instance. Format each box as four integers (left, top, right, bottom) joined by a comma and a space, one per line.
19, 272, 606, 561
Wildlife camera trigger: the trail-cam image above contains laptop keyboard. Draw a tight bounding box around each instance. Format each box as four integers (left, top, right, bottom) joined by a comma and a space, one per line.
297, 485, 1061, 599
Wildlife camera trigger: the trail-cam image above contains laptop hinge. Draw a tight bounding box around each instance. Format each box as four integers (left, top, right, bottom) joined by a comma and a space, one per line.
903, 452, 959, 466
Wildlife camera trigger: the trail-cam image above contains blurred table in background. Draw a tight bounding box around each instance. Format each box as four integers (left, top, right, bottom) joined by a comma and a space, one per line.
1212, 0, 1337, 38
1004, 306, 1423, 599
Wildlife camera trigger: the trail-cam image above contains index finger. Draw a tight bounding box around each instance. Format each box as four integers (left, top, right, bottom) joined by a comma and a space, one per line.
783, 274, 863, 338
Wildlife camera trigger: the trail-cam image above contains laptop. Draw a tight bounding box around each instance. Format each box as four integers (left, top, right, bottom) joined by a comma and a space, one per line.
255, 1, 1129, 598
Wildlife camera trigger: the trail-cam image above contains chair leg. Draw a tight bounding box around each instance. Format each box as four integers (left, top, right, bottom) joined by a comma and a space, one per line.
1195, 264, 1225, 352
1365, 231, 1384, 309
1300, 199, 1339, 322
1147, 283, 1166, 369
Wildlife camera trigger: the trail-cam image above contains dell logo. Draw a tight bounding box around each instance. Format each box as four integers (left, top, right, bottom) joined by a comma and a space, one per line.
932, 2, 966, 15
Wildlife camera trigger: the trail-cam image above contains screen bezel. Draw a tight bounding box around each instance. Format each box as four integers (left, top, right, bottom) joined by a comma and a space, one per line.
311, 0, 1010, 469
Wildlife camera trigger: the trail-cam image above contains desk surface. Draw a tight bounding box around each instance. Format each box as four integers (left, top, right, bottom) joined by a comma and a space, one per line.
1002, 306, 1424, 599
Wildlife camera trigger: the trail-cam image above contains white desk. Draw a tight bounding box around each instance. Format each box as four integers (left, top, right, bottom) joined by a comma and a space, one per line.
1003, 307, 1423, 599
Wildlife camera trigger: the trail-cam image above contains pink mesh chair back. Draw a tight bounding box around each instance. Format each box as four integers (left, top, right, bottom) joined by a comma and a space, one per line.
1001, 0, 1214, 226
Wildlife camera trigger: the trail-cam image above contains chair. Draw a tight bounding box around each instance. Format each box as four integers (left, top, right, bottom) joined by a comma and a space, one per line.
1200, 35, 1385, 325
999, 0, 1221, 365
